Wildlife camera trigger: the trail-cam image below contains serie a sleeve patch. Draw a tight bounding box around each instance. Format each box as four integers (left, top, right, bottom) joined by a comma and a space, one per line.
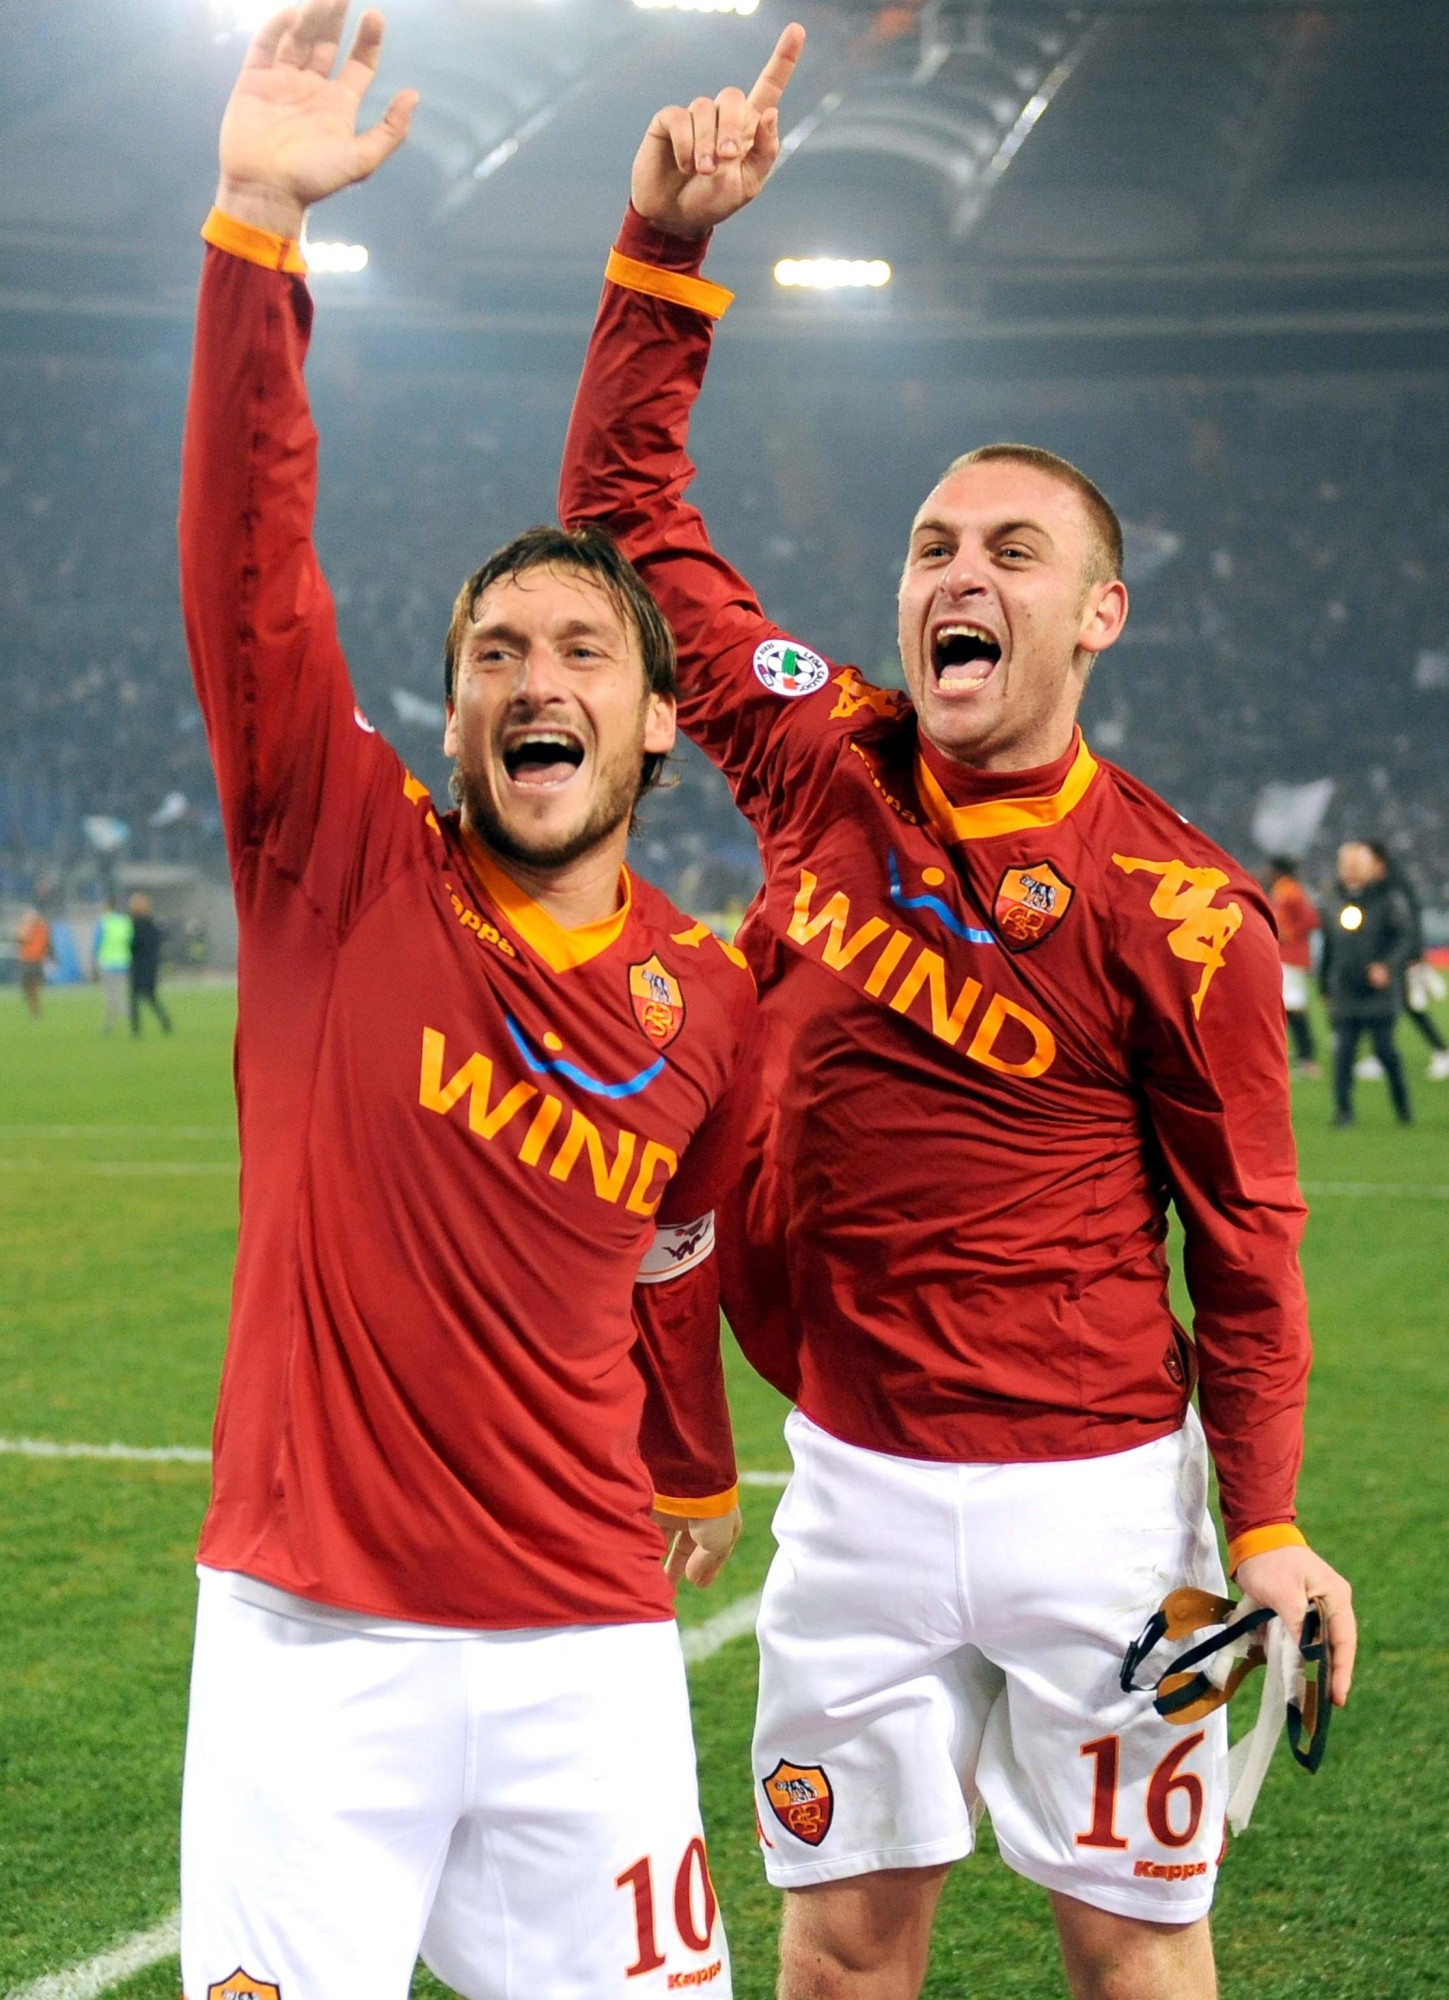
753, 639, 831, 698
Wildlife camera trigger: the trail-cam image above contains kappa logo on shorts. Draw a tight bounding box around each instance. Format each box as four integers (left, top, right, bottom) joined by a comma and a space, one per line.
753, 639, 830, 699
207, 1971, 280, 2000
763, 1759, 834, 1846
994, 860, 1075, 952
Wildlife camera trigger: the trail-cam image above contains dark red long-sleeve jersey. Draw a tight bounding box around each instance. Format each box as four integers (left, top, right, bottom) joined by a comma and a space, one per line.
180, 213, 753, 1629
560, 208, 1313, 1558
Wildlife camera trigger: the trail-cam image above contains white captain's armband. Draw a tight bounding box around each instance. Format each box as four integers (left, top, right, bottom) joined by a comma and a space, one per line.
636, 1212, 716, 1285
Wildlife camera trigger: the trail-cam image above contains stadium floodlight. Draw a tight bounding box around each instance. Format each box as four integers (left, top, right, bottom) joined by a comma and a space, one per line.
209, 0, 281, 32
304, 240, 370, 274
633, 0, 761, 16
774, 258, 892, 291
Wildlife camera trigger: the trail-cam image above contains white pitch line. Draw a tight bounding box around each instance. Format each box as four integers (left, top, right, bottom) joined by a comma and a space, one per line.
0, 1126, 233, 1138
0, 1438, 211, 1464
1302, 1181, 1449, 1198
681, 1588, 762, 1664
0, 1160, 235, 1177
739, 1469, 790, 1487
3, 1911, 180, 2000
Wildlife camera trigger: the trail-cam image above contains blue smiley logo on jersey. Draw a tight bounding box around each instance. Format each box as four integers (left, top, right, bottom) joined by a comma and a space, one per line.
504, 1016, 665, 1100
887, 852, 996, 945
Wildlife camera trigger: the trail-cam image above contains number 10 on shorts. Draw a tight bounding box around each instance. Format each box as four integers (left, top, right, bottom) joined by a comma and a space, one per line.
617, 1839, 720, 1978
1076, 1733, 1208, 1851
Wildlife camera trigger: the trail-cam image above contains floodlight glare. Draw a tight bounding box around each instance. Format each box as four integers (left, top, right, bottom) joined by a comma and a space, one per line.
774, 258, 892, 291
633, 0, 761, 15
210, 0, 281, 31
305, 240, 370, 275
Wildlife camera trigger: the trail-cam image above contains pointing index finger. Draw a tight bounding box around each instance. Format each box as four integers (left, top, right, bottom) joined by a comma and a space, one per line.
747, 22, 805, 113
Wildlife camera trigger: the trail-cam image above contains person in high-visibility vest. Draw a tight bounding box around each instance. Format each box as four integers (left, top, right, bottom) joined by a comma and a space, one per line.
92, 898, 134, 1035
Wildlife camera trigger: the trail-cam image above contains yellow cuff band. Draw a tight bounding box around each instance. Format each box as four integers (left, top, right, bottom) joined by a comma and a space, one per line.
653, 1485, 740, 1521
1227, 1522, 1308, 1572
605, 249, 734, 320
202, 207, 308, 276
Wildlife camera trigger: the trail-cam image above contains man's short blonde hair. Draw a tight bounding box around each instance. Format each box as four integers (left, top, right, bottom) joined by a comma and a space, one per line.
943, 443, 1123, 589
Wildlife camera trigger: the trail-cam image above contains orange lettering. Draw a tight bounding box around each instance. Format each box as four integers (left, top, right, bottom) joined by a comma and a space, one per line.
965, 993, 1057, 1078
888, 947, 982, 1046
548, 1110, 637, 1204
627, 1140, 679, 1217
788, 872, 889, 970
518, 1094, 564, 1166
419, 1028, 537, 1138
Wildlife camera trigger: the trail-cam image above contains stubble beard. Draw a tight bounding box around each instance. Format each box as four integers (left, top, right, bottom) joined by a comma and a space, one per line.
452, 749, 640, 873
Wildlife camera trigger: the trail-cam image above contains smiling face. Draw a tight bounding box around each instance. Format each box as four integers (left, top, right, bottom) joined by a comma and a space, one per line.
897, 459, 1130, 771
444, 564, 676, 873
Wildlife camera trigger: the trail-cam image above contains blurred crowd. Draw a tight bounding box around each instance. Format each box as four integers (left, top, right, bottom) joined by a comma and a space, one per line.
1, 345, 1446, 923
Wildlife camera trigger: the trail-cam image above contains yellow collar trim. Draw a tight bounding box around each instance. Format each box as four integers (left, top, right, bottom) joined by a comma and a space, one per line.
915, 736, 1099, 844
463, 833, 632, 972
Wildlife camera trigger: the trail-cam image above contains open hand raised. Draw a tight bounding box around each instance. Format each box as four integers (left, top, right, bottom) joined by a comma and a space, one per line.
217, 2, 417, 239
631, 23, 805, 240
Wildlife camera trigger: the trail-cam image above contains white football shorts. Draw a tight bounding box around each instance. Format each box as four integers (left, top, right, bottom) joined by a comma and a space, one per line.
753, 1411, 1228, 1923
182, 1568, 729, 2000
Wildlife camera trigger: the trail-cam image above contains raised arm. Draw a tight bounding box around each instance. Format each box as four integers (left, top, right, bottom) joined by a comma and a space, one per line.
560, 32, 855, 821
180, 5, 416, 871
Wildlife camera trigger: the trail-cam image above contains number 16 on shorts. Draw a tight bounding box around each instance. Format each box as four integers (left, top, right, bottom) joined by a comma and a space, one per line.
1077, 1730, 1223, 1884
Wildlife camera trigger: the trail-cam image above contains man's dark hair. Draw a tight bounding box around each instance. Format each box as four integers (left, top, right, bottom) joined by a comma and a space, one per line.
443, 524, 678, 800
1267, 856, 1300, 878
944, 443, 1124, 588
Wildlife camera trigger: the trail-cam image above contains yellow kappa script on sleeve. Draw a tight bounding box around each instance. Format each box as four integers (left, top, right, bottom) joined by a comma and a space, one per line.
1111, 854, 1244, 1018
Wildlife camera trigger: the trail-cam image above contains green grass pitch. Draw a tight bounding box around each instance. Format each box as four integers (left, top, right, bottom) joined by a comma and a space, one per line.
2, 982, 1446, 1996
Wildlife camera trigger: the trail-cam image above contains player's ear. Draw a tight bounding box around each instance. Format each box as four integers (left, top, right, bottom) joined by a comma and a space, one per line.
1078, 577, 1128, 658
443, 700, 459, 757
644, 688, 677, 757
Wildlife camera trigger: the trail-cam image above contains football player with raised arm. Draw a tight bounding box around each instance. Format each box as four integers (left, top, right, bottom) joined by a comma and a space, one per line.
178, 9, 753, 1996
560, 29, 1356, 2000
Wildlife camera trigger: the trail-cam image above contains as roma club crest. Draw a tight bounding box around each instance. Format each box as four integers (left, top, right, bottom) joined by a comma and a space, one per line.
763, 1759, 835, 1847
994, 861, 1075, 953
629, 954, 685, 1050
208, 1972, 281, 2000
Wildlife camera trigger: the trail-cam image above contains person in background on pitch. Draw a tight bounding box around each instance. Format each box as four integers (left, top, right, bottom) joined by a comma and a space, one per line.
92, 895, 133, 1035
1366, 842, 1449, 1081
127, 893, 173, 1036
1320, 839, 1414, 1127
1264, 857, 1320, 1076
16, 906, 51, 1019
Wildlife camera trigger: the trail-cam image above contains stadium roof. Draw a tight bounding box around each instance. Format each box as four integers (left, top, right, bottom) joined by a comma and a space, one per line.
0, 0, 1445, 351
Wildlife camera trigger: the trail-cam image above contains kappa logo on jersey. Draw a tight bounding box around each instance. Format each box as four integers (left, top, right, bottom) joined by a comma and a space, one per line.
1112, 854, 1244, 1016
629, 954, 686, 1049
995, 861, 1076, 953
763, 1759, 834, 1846
753, 638, 830, 699
830, 666, 909, 721
207, 1972, 280, 2000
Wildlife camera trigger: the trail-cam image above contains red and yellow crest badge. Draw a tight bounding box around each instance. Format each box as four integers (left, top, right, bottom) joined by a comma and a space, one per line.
208, 1973, 281, 2000
629, 954, 685, 1050
763, 1759, 834, 1847
994, 860, 1075, 952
